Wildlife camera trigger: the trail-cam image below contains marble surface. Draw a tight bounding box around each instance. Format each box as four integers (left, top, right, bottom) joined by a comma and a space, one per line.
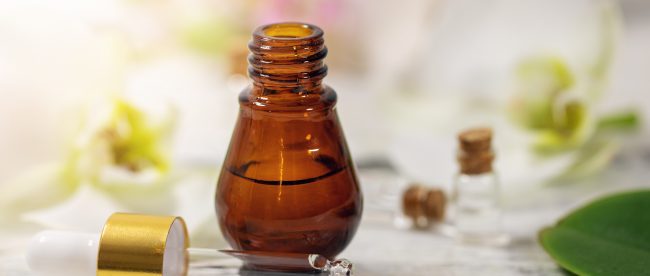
340, 217, 563, 276
3, 145, 650, 276
0, 212, 565, 276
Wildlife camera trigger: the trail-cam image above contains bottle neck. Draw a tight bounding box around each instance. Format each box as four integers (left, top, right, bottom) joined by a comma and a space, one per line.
248, 23, 327, 95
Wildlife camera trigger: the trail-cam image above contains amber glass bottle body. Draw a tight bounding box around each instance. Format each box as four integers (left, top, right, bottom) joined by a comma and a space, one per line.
215, 23, 362, 269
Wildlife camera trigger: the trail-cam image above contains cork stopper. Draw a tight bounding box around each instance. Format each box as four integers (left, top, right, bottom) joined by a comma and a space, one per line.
457, 127, 494, 175
402, 185, 446, 229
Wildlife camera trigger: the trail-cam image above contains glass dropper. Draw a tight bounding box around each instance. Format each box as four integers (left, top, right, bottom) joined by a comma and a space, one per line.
188, 248, 352, 275
26, 213, 353, 276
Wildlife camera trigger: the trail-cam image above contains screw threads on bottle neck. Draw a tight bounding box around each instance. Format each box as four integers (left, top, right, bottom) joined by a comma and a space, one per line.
248, 23, 328, 93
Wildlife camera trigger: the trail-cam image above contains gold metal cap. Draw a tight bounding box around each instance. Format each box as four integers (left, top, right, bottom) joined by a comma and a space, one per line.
97, 213, 189, 276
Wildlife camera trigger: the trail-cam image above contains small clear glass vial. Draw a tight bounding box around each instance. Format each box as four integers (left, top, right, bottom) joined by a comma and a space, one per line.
450, 128, 509, 246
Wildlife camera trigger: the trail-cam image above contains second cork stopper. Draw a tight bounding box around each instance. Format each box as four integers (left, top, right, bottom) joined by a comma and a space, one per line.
457, 127, 494, 175
402, 185, 446, 229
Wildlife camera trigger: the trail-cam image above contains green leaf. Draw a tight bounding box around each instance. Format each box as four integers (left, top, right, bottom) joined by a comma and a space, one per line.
540, 190, 650, 275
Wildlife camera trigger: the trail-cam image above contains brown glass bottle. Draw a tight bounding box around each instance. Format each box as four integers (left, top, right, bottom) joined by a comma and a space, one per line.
215, 22, 363, 270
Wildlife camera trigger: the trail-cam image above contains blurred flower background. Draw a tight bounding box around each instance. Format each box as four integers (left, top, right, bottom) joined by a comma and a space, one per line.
0, 0, 649, 254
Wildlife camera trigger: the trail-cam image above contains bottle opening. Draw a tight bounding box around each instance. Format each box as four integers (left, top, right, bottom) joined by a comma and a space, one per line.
259, 22, 320, 39
249, 22, 327, 93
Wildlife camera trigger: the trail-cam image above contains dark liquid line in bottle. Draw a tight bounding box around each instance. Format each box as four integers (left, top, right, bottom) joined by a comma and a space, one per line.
226, 166, 348, 186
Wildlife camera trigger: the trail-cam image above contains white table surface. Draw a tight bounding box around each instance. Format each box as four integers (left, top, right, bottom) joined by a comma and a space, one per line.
2, 142, 649, 276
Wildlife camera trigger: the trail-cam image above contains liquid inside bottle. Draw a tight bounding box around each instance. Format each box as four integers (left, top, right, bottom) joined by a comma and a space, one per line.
215, 22, 363, 271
